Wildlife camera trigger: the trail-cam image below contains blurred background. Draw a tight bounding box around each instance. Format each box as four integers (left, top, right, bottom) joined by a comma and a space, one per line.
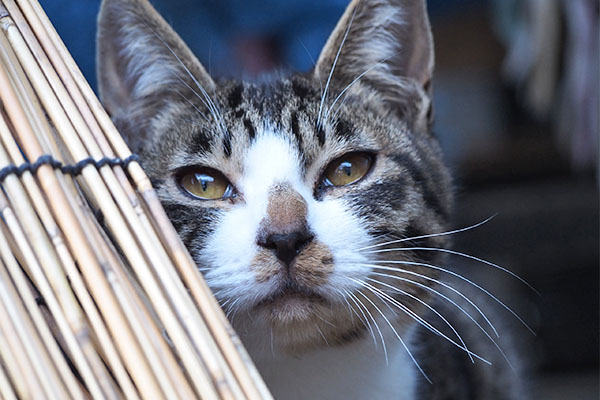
41, 0, 599, 398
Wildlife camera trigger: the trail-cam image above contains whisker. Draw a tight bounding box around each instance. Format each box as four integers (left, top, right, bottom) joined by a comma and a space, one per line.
146, 24, 230, 138
345, 289, 388, 364
316, 4, 359, 130
340, 289, 376, 348
174, 88, 209, 122
366, 247, 539, 296
270, 327, 275, 357
219, 298, 231, 308
324, 54, 396, 124
358, 216, 497, 251
356, 279, 399, 317
314, 313, 336, 329
366, 264, 498, 337
354, 289, 431, 383
339, 293, 361, 329
315, 325, 329, 346
353, 278, 434, 336
297, 39, 323, 98
368, 270, 517, 372
225, 297, 241, 319
174, 75, 223, 131
363, 277, 485, 365
372, 260, 536, 335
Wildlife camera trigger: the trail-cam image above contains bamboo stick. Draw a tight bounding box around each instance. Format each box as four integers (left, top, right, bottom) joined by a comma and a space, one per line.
19, 1, 270, 396
3, 5, 238, 397
0, 359, 17, 400
0, 285, 45, 399
0, 0, 273, 397
0, 37, 165, 400
0, 177, 83, 399
0, 9, 222, 398
0, 253, 67, 400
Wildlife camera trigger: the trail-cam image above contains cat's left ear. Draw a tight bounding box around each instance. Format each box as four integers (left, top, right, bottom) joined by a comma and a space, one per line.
315, 0, 434, 131
97, 0, 215, 148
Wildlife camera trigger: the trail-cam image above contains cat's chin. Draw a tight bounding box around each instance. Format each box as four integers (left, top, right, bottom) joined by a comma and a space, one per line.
253, 286, 327, 323
236, 289, 366, 355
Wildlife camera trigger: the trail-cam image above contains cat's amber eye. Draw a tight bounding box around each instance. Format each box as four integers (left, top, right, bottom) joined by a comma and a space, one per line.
179, 169, 233, 200
323, 153, 373, 187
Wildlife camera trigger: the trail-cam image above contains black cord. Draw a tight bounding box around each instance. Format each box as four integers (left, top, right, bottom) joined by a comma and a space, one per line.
0, 154, 140, 182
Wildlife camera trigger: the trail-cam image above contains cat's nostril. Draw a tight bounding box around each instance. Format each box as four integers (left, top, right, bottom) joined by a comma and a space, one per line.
258, 231, 314, 266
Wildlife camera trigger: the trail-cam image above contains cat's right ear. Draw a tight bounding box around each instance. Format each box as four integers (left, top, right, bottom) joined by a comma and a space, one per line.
315, 0, 434, 132
97, 0, 214, 123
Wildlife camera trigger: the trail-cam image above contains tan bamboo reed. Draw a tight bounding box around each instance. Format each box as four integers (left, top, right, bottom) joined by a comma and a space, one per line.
0, 0, 273, 398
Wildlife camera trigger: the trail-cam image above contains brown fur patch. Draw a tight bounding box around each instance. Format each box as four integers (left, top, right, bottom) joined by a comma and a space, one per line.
264, 183, 307, 234
250, 250, 281, 283
292, 241, 335, 287
250, 240, 335, 287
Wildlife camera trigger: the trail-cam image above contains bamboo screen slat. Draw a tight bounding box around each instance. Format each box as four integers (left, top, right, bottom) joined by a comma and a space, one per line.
0, 0, 271, 398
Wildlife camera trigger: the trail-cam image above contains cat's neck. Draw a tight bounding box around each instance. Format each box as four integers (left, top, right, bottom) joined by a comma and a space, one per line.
250, 328, 419, 400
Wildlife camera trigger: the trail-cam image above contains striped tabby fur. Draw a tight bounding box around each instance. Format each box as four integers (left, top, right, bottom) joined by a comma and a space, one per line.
97, 0, 527, 398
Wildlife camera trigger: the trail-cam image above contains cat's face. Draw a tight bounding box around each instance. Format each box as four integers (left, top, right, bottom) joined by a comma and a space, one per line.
98, 0, 452, 354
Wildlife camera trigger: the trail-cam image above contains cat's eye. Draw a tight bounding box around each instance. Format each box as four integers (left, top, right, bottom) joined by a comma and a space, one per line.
323, 153, 373, 187
178, 168, 233, 200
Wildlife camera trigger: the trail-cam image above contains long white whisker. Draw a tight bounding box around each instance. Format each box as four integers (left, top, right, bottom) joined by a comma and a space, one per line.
174, 88, 209, 122
339, 292, 360, 328
366, 264, 498, 337
345, 289, 388, 364
146, 25, 230, 138
358, 216, 497, 251
349, 278, 474, 362
368, 270, 517, 372
353, 278, 436, 336
354, 290, 431, 383
174, 75, 223, 131
372, 260, 536, 335
315, 325, 329, 346
314, 313, 336, 329
316, 5, 359, 130
342, 289, 377, 348
366, 247, 539, 295
219, 298, 231, 308
323, 55, 395, 124
363, 277, 485, 365
298, 39, 323, 98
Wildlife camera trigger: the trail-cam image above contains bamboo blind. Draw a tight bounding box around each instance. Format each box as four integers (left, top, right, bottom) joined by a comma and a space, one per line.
0, 0, 271, 398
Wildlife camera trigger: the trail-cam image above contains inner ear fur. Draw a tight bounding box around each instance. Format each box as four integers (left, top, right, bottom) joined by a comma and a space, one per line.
314, 0, 434, 130
97, 0, 214, 121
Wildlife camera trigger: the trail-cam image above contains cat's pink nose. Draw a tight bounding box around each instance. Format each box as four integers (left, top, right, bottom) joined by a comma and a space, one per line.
257, 230, 314, 266
257, 183, 313, 265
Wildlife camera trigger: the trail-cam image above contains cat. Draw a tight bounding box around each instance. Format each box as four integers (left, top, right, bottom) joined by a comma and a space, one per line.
97, 0, 528, 398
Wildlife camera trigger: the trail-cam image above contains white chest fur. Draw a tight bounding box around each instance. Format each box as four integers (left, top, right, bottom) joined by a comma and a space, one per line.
252, 332, 418, 400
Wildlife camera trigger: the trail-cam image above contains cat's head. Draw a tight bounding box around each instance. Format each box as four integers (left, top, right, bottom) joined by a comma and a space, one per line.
98, 0, 452, 355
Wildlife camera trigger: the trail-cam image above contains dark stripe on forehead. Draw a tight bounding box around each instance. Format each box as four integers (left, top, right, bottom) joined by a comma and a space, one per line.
234, 109, 245, 119
290, 112, 303, 148
189, 131, 213, 154
291, 78, 310, 99
391, 153, 448, 220
227, 84, 243, 109
222, 134, 232, 157
243, 118, 256, 140
334, 119, 355, 140
317, 126, 325, 146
